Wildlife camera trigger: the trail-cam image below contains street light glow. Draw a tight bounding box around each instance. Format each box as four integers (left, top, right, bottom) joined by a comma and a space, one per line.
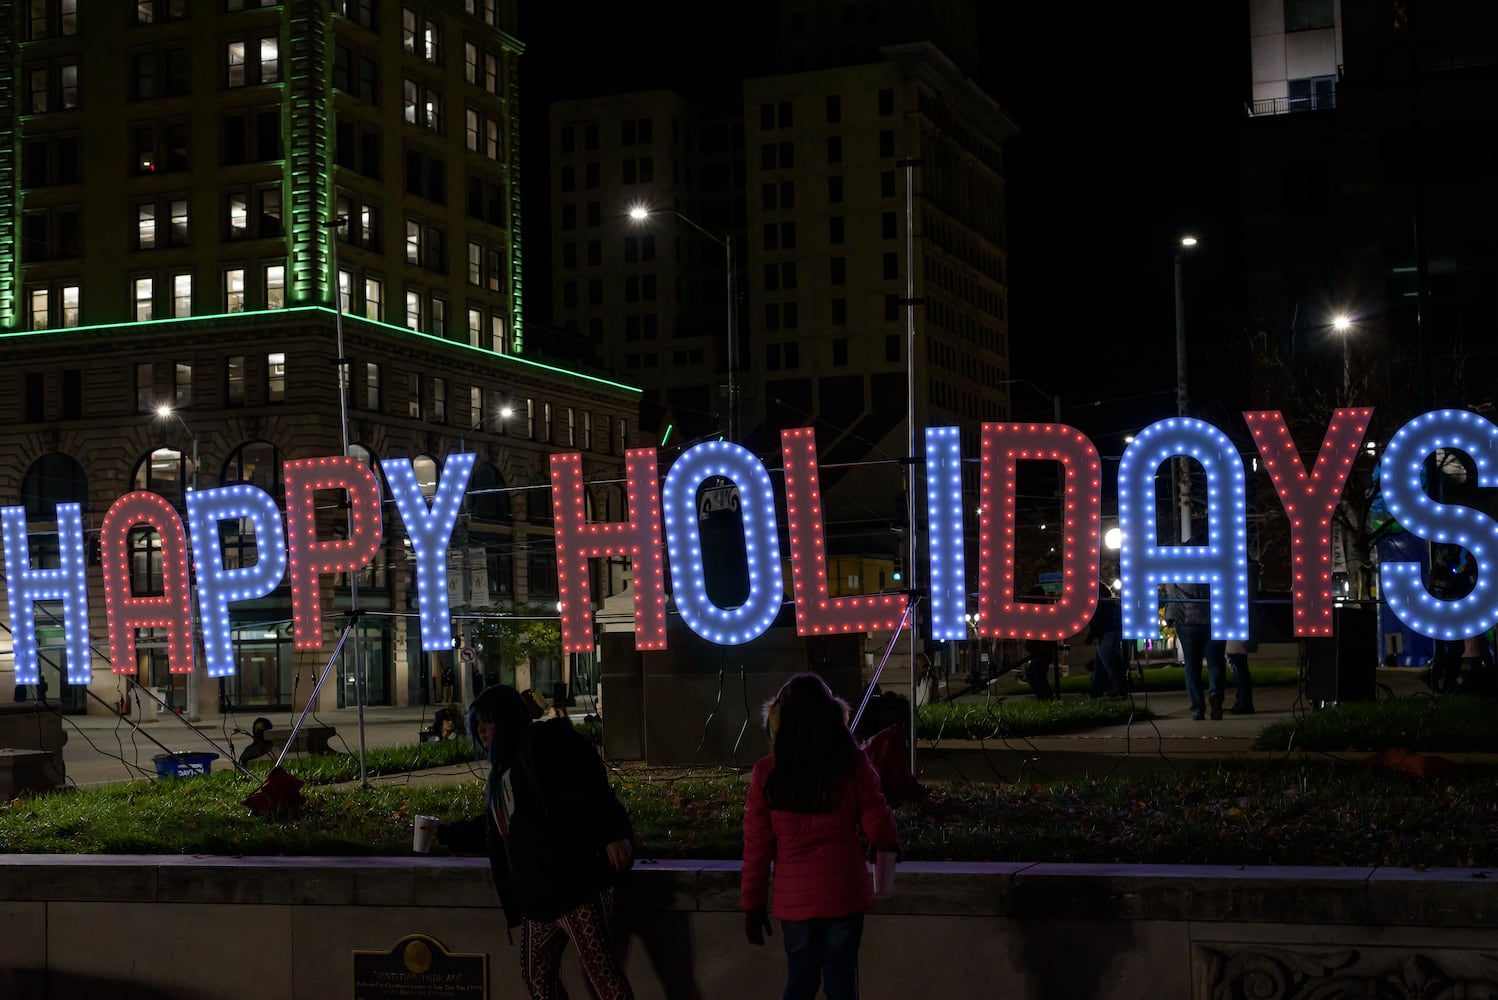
1333, 314, 1351, 332
500, 406, 514, 418
628, 206, 649, 221
1180, 236, 1198, 247
156, 404, 173, 418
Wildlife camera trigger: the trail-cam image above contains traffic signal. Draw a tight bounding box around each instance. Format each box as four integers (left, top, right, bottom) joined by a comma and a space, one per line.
892, 555, 904, 582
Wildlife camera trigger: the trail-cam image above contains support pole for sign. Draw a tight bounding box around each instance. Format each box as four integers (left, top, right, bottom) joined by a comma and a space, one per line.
326, 216, 369, 789
900, 156, 922, 775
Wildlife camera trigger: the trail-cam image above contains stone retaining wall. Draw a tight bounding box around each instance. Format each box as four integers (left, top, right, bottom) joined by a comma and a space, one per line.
0, 857, 1493, 998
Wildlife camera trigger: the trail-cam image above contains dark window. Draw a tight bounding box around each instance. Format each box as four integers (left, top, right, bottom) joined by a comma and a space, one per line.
878, 88, 894, 115
829, 217, 844, 244
1284, 0, 1334, 31
884, 294, 899, 321
832, 299, 847, 326
24, 373, 45, 423
833, 337, 848, 365
778, 140, 794, 168
825, 94, 841, 123
827, 136, 842, 164
62, 369, 82, 420
882, 212, 897, 239
759, 103, 773, 129
830, 257, 846, 284
559, 126, 573, 153
780, 221, 796, 249
883, 252, 898, 280
828, 175, 843, 203
777, 100, 792, 127
881, 171, 896, 197
879, 130, 895, 157
585, 201, 600, 227
886, 334, 900, 361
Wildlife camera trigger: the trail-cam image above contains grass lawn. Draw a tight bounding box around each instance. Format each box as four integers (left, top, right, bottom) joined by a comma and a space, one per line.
3, 730, 1497, 867
915, 698, 1153, 741
1255, 694, 1498, 753
1034, 664, 1301, 697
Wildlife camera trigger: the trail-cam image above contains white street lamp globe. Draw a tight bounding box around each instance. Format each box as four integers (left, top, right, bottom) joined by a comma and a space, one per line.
1332, 314, 1351, 332
1104, 527, 1122, 551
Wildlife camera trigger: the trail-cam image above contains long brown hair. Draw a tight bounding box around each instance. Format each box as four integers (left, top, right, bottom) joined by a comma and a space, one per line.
762, 673, 859, 813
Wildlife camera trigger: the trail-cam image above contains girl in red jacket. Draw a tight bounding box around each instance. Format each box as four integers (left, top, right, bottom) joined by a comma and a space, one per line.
741, 673, 899, 1000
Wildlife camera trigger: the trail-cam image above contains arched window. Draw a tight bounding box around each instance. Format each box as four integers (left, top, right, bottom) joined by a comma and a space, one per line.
20, 453, 88, 520
468, 461, 512, 523
527, 474, 551, 523
412, 454, 438, 498
224, 440, 284, 500
130, 447, 193, 508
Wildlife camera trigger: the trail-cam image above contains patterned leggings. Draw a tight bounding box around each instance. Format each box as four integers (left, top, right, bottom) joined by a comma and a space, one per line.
520, 887, 634, 1000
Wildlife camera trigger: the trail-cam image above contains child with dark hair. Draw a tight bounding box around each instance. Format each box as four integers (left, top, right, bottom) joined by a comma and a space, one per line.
741, 673, 899, 1000
437, 685, 635, 999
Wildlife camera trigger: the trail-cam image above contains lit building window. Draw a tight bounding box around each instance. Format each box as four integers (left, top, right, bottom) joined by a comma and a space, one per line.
465, 109, 479, 152
28, 288, 49, 330
365, 362, 380, 410
172, 273, 192, 318
406, 220, 420, 263
402, 7, 417, 52
60, 63, 78, 109
431, 296, 446, 336
467, 307, 482, 347
464, 42, 478, 84
405, 289, 421, 330
490, 312, 505, 353
266, 352, 286, 403
432, 376, 446, 422
61, 284, 79, 327
364, 275, 382, 320
224, 268, 245, 313
467, 242, 481, 285
266, 264, 284, 309
226, 42, 246, 87
403, 78, 419, 124
423, 19, 439, 62
174, 361, 192, 406
228, 193, 248, 239
259, 38, 278, 83
137, 204, 157, 249
134, 277, 154, 321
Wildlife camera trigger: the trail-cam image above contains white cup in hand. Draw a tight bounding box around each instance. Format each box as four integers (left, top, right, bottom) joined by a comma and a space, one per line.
413, 815, 441, 854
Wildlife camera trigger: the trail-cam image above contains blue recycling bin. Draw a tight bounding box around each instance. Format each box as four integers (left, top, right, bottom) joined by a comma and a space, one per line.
153, 752, 219, 779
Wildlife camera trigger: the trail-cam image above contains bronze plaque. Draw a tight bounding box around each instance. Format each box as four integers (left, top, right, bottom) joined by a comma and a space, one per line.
353, 934, 487, 999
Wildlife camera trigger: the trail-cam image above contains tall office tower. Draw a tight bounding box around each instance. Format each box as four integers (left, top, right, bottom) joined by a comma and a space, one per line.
0, 0, 639, 715
551, 42, 1014, 582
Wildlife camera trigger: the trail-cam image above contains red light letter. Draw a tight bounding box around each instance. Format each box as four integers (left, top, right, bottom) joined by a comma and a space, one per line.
1244, 408, 1372, 636
782, 427, 908, 635
285, 456, 384, 649
100, 492, 195, 675
551, 448, 667, 654
977, 423, 1101, 640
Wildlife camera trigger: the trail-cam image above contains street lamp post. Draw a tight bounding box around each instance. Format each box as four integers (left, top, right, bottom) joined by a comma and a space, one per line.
1332, 313, 1353, 402
1174, 236, 1199, 544
628, 206, 735, 440
155, 404, 200, 719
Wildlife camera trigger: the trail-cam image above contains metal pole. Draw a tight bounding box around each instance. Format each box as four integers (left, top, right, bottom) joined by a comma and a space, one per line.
187, 430, 199, 719
725, 235, 735, 442
901, 157, 920, 774
1342, 335, 1351, 403
326, 216, 368, 788
1173, 251, 1191, 544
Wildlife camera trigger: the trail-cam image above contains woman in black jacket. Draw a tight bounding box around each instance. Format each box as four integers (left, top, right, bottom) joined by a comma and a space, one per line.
438, 685, 635, 999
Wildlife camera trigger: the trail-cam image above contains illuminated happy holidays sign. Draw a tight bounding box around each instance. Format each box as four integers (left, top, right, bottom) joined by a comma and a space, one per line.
3, 408, 1495, 682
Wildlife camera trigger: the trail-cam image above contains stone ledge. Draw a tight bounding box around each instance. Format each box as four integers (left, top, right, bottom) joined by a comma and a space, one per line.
0, 857, 1491, 927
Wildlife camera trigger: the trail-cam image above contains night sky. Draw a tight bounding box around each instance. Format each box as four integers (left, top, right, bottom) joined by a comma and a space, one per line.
518, 2, 1251, 450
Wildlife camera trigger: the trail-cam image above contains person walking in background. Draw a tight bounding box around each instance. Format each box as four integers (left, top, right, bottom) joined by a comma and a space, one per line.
1088, 581, 1127, 698
1020, 585, 1058, 699
742, 673, 899, 1000
436, 685, 636, 1000
1165, 582, 1225, 720
1225, 639, 1255, 714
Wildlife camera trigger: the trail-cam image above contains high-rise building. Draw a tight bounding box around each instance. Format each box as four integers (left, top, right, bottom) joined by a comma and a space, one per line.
0, 0, 639, 715
550, 42, 1015, 574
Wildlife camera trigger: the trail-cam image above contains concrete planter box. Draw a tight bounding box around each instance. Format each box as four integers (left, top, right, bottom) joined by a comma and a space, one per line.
0, 857, 1493, 998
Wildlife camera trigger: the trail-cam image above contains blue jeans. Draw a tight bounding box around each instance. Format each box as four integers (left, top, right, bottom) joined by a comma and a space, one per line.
1177, 625, 1225, 718
781, 913, 864, 1000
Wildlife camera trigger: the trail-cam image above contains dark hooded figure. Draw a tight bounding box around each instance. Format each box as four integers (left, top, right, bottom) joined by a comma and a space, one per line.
436, 685, 636, 999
